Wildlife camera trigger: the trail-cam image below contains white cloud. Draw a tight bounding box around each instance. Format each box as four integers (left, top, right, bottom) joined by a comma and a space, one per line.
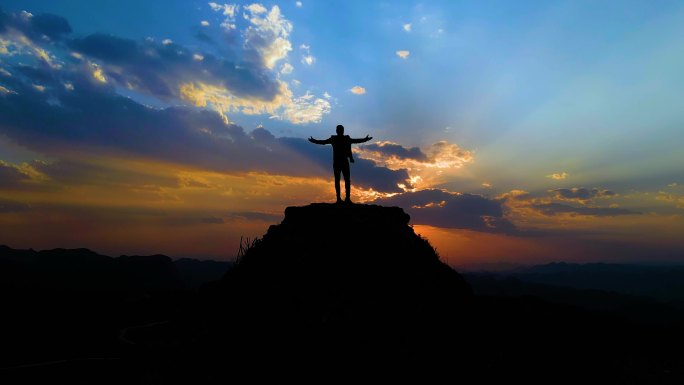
296, 1, 303, 7
244, 4, 268, 14
32, 84, 45, 92
299, 44, 315, 66
350, 86, 366, 95
291, 79, 301, 87
547, 172, 569, 180
180, 80, 330, 125
403, 23, 412, 32
301, 55, 315, 65
243, 5, 293, 69
208, 2, 238, 17
396, 50, 410, 59
280, 62, 294, 74
201, 20, 210, 26
276, 91, 331, 124
162, 39, 173, 45
193, 53, 205, 61
209, 3, 239, 30
323, 92, 331, 99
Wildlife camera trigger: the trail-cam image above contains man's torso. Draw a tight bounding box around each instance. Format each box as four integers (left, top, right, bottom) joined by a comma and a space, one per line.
330, 135, 352, 164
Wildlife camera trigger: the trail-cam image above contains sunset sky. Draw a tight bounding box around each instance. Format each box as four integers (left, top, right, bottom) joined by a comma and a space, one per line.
1, 1, 683, 267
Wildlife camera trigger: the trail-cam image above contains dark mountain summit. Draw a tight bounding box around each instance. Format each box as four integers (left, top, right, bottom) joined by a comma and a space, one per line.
200, 203, 473, 375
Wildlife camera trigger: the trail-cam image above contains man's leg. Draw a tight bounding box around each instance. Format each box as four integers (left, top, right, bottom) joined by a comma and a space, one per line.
334, 165, 342, 202
342, 162, 351, 202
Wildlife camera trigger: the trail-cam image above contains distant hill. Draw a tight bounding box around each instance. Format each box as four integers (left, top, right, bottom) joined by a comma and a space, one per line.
463, 273, 684, 326
0, 245, 231, 291
474, 262, 684, 301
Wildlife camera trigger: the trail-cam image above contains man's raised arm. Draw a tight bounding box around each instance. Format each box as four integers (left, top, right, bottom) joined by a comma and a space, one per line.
308, 136, 331, 145
350, 135, 373, 144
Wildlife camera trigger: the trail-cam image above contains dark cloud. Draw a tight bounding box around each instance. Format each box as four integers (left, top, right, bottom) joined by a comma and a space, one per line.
0, 7, 281, 102
532, 203, 640, 217
250, 127, 276, 142
31, 159, 178, 188
68, 32, 280, 101
201, 216, 225, 224
70, 33, 137, 63
0, 67, 408, 192
0, 198, 30, 213
359, 142, 428, 161
372, 189, 516, 233
551, 188, 616, 202
162, 215, 226, 226
14, 64, 55, 83
0, 8, 9, 33
0, 9, 70, 40
352, 158, 412, 192
29, 13, 71, 38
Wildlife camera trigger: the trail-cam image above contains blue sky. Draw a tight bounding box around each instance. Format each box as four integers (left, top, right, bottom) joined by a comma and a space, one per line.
1, 1, 683, 263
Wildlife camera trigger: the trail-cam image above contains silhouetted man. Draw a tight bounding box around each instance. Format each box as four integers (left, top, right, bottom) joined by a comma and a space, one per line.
309, 125, 372, 203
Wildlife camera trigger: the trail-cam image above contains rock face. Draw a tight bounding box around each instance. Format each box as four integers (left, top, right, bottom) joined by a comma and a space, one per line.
205, 203, 473, 372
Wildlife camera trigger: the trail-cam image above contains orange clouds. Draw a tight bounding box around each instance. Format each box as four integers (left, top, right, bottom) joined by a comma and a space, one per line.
396, 50, 410, 59
547, 172, 568, 180
357, 140, 473, 171
0, 154, 339, 259
350, 86, 366, 95
356, 140, 474, 189
657, 192, 684, 209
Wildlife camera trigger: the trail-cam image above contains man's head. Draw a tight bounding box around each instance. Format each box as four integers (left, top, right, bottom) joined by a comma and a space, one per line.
336, 125, 344, 135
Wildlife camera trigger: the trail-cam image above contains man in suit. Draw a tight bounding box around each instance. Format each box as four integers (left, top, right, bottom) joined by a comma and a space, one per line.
309, 125, 372, 203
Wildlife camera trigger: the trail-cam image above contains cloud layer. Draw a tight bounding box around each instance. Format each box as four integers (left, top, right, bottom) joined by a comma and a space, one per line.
550, 187, 616, 203
357, 141, 473, 173
373, 189, 515, 233
0, 6, 330, 125
500, 188, 639, 219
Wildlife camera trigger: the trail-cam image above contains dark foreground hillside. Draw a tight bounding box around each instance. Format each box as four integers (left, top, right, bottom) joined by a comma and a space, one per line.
2, 204, 684, 383
199, 203, 473, 377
